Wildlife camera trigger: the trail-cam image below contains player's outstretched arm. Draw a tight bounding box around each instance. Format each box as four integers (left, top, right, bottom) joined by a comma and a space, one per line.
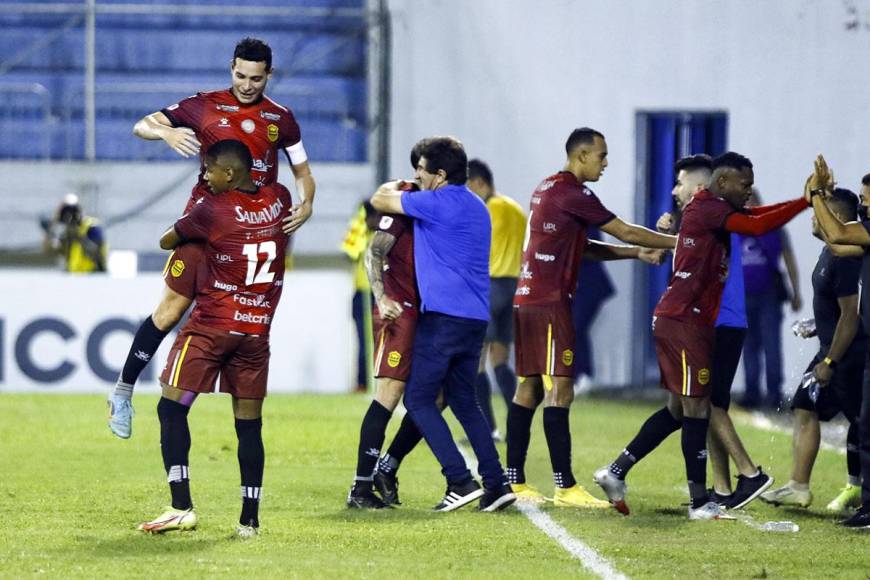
600, 217, 677, 249
282, 161, 316, 235
365, 230, 403, 322
812, 195, 870, 245
132, 111, 200, 158
370, 181, 405, 215
584, 240, 666, 265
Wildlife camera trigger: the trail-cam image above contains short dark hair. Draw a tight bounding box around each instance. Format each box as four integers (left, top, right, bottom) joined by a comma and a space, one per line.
712, 151, 753, 171
467, 159, 494, 187
234, 37, 272, 69
410, 138, 431, 170
565, 127, 604, 156
674, 154, 713, 174
421, 137, 468, 185
861, 173, 870, 187
829, 187, 859, 221
206, 139, 253, 171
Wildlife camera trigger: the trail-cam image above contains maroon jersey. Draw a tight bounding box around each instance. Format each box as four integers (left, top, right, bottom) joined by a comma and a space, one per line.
162, 89, 302, 211
514, 171, 615, 305
376, 213, 417, 307
654, 189, 735, 326
174, 183, 292, 335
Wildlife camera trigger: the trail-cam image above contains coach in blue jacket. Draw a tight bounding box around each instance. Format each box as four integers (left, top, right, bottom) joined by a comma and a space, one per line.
371, 136, 515, 512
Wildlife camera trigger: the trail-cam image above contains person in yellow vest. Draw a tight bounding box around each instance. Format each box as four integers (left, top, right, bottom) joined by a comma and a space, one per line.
467, 159, 526, 438
42, 193, 107, 273
341, 200, 380, 392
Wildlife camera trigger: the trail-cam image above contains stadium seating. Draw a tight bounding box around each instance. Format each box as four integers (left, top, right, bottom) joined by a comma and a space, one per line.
0, 0, 368, 161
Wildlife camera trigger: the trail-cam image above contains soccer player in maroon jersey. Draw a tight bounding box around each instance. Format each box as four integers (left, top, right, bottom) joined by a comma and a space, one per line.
594, 151, 810, 520
506, 127, 676, 507
108, 38, 316, 439
346, 142, 422, 508
137, 140, 291, 537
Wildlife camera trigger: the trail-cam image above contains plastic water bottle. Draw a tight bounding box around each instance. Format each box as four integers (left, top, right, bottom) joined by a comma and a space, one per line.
760, 521, 799, 533
791, 318, 817, 338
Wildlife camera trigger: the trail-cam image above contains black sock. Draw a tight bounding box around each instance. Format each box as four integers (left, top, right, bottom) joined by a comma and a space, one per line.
682, 417, 710, 508
235, 417, 264, 527
493, 364, 517, 408
380, 412, 423, 475
120, 316, 170, 387
506, 403, 535, 484
543, 406, 576, 488
612, 407, 681, 479
847, 421, 861, 480
355, 401, 392, 481
475, 372, 496, 431
157, 397, 192, 510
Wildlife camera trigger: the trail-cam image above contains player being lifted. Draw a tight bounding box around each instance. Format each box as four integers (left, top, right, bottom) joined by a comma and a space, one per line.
138, 140, 291, 537
506, 127, 675, 507
595, 152, 810, 519
108, 37, 315, 439
346, 140, 427, 508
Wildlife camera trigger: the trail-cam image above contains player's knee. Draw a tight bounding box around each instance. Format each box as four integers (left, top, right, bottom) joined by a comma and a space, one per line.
375, 380, 404, 411
681, 396, 709, 419
153, 292, 192, 331
513, 381, 540, 408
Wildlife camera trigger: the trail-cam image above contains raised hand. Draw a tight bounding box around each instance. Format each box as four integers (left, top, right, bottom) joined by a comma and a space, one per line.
656, 212, 674, 233
161, 126, 201, 158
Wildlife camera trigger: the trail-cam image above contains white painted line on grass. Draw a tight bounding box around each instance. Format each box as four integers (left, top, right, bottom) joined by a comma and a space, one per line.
454, 443, 628, 580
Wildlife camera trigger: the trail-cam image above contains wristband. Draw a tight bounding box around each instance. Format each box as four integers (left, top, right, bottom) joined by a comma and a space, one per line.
823, 356, 837, 369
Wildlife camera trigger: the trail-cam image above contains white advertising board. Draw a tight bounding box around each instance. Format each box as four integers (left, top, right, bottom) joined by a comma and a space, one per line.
0, 270, 355, 394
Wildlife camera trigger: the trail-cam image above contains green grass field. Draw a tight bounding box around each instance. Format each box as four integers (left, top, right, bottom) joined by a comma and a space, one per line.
1, 393, 868, 578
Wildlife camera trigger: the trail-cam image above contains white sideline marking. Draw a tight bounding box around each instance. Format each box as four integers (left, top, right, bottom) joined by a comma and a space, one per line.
454, 445, 627, 580
736, 411, 845, 455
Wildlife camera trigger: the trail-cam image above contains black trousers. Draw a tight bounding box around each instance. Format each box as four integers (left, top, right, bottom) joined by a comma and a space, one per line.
711, 326, 747, 411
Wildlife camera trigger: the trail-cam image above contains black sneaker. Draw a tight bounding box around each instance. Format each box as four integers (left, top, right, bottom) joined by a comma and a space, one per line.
347, 484, 389, 509
840, 505, 870, 529
433, 479, 484, 512
478, 483, 516, 512
708, 489, 736, 509
730, 468, 774, 509
373, 470, 401, 506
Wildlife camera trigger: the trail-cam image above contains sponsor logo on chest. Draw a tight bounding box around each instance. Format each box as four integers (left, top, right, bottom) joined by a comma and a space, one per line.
260, 111, 282, 121
216, 104, 239, 112
235, 198, 284, 225
241, 119, 255, 134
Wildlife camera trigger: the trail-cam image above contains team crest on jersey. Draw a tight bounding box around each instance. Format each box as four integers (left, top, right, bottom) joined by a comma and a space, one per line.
267, 124, 279, 142
562, 349, 574, 366
216, 104, 239, 112
241, 119, 255, 134
698, 368, 710, 385
387, 351, 402, 368
260, 111, 281, 121
170, 259, 185, 278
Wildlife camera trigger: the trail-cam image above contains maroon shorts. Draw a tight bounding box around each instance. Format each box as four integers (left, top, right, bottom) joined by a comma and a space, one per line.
160, 323, 271, 399
162, 243, 207, 300
372, 306, 417, 381
652, 316, 714, 398
514, 301, 575, 378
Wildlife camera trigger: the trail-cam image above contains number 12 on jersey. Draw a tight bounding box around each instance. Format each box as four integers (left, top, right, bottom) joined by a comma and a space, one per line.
242, 241, 277, 285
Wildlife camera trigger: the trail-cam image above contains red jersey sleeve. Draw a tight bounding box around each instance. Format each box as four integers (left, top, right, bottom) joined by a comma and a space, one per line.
724, 198, 807, 236
277, 109, 302, 149
174, 199, 212, 242
377, 214, 407, 238
559, 187, 616, 227
161, 94, 206, 130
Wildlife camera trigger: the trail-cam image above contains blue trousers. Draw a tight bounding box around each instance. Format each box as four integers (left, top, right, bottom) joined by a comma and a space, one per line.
743, 289, 784, 405
404, 312, 507, 489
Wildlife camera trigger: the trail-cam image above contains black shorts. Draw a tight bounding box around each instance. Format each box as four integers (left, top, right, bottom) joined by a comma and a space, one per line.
486, 277, 517, 344
710, 326, 747, 411
791, 342, 866, 422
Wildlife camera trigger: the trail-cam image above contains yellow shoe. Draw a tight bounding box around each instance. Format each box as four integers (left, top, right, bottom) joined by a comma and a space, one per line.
511, 483, 546, 503
827, 484, 862, 512
553, 484, 610, 509
138, 507, 197, 533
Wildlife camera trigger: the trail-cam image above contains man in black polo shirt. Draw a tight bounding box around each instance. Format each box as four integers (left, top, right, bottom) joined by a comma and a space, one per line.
808, 160, 870, 528
762, 188, 866, 511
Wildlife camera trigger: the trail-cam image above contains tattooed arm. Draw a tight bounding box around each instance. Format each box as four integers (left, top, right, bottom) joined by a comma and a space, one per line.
365, 230, 403, 321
